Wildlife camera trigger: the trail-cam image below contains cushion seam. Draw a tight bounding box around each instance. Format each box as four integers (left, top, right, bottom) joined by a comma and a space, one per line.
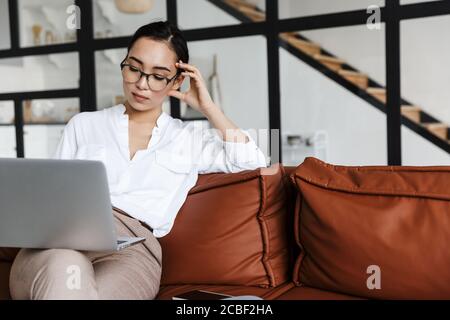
258, 175, 275, 288
295, 176, 450, 201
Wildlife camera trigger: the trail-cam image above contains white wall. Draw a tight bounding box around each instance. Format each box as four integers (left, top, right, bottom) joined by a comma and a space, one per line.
95, 48, 127, 109
279, 0, 450, 126
178, 0, 240, 29
401, 15, 450, 125
302, 24, 386, 86
1, 0, 448, 164
0, 57, 45, 93
0, 0, 10, 50
280, 48, 388, 166
402, 125, 450, 165
19, 0, 75, 47
187, 36, 269, 135
94, 0, 270, 161
278, 0, 449, 164
93, 0, 166, 38
0, 54, 78, 94
279, 0, 385, 19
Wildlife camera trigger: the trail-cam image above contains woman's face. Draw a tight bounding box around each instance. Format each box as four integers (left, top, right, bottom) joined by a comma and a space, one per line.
122, 37, 184, 112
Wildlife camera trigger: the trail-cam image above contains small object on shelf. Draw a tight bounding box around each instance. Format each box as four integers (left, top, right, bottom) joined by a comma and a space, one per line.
32, 24, 43, 46
287, 134, 302, 146
45, 30, 55, 44
64, 31, 76, 43
23, 100, 33, 123
114, 0, 154, 14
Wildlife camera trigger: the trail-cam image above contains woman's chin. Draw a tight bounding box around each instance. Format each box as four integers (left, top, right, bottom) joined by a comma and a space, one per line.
127, 100, 157, 112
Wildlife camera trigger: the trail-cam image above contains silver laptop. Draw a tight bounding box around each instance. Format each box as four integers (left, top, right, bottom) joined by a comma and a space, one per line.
0, 158, 145, 252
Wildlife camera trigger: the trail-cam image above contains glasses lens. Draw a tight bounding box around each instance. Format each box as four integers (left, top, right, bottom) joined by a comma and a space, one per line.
122, 65, 141, 83
148, 75, 168, 92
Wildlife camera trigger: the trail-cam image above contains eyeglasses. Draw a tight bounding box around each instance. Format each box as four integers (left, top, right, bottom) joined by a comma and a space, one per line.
120, 59, 179, 92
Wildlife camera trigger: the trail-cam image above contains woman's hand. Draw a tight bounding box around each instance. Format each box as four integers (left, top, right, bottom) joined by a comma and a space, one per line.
167, 60, 218, 115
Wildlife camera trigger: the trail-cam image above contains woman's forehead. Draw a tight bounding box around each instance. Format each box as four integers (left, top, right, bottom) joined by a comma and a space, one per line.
129, 38, 177, 70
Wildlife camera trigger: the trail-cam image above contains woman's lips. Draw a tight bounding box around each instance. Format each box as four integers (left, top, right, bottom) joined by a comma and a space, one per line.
132, 92, 149, 102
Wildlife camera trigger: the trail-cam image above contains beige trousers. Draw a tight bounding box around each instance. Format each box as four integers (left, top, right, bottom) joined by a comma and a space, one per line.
9, 209, 162, 300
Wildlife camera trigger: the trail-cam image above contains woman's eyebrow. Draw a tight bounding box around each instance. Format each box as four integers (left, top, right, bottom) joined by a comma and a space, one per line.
129, 56, 143, 65
128, 56, 171, 73
152, 66, 171, 73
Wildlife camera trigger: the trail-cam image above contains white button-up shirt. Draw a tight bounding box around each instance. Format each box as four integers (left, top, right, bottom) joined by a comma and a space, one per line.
53, 104, 267, 237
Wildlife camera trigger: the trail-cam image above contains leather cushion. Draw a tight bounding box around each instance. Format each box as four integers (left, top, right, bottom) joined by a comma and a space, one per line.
159, 164, 291, 287
291, 157, 450, 299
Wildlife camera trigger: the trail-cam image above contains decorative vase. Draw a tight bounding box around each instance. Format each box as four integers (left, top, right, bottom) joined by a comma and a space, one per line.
114, 0, 154, 14
32, 24, 43, 46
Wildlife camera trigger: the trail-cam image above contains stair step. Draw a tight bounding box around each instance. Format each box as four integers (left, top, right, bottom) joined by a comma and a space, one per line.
220, 0, 449, 148
224, 0, 265, 21
338, 70, 369, 90
401, 105, 421, 123
423, 123, 448, 140
283, 32, 301, 38
224, 0, 257, 11
366, 87, 387, 103
280, 33, 321, 56
237, 6, 265, 21
313, 54, 345, 72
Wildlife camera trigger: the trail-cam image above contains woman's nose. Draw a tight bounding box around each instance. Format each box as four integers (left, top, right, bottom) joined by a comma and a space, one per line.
136, 75, 149, 90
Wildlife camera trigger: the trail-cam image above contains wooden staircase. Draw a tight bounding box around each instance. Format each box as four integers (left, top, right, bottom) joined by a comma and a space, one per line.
210, 0, 450, 151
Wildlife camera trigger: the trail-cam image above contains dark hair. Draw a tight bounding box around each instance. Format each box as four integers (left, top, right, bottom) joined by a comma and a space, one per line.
126, 20, 189, 69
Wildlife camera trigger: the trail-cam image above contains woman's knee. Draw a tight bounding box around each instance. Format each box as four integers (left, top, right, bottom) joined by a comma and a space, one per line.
10, 248, 98, 300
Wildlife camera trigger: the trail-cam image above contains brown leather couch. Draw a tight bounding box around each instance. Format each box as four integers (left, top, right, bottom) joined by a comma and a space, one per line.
1, 157, 449, 300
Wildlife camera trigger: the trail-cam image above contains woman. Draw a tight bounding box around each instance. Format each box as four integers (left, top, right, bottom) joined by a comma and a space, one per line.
9, 21, 266, 300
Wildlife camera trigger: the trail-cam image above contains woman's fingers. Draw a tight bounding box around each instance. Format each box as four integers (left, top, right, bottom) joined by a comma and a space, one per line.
181, 71, 197, 79
177, 61, 202, 77
167, 89, 185, 100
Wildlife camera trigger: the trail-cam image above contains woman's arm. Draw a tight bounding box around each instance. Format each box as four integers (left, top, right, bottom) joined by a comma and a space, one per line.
52, 116, 78, 159
168, 60, 254, 144
169, 60, 267, 173
202, 106, 250, 144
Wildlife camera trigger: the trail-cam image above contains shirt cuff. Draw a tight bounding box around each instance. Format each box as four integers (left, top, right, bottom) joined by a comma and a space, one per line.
223, 129, 260, 165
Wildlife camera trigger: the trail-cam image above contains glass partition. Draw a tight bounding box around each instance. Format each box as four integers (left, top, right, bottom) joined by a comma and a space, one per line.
178, 0, 265, 30
279, 0, 384, 19
0, 53, 79, 93
0, 0, 11, 50
18, 0, 77, 48
93, 0, 167, 39
401, 15, 450, 165
280, 24, 387, 166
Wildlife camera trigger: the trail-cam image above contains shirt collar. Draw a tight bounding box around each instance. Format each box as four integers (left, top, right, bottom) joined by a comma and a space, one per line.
115, 103, 171, 130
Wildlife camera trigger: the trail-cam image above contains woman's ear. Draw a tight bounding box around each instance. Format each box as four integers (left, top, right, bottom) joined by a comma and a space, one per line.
172, 75, 185, 91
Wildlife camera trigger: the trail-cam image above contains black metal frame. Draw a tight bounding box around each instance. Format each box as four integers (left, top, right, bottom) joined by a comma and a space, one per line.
385, 0, 402, 165
1, 0, 449, 163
